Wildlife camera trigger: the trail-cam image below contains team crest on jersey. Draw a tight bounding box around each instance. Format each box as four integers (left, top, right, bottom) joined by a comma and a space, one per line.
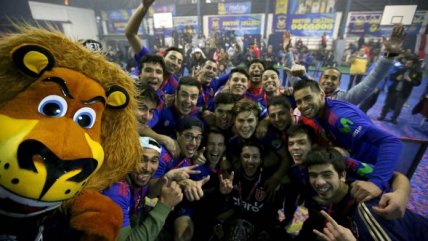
255, 188, 266, 202
271, 139, 282, 149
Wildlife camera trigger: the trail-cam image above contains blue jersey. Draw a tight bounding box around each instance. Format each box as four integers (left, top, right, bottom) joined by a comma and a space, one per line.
197, 74, 229, 111
102, 178, 149, 227
299, 189, 428, 241
299, 98, 402, 191
153, 147, 209, 181
261, 125, 287, 153
134, 47, 178, 95
152, 105, 201, 138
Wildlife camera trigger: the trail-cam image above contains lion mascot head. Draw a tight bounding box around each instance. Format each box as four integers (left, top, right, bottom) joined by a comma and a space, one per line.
0, 25, 141, 240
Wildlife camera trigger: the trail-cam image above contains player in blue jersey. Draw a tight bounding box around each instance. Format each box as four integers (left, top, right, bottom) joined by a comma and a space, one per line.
293, 79, 402, 204
125, 0, 183, 105
194, 59, 231, 111
287, 124, 410, 218
218, 141, 292, 241
151, 116, 210, 241
299, 147, 428, 241
151, 76, 201, 141
102, 137, 183, 241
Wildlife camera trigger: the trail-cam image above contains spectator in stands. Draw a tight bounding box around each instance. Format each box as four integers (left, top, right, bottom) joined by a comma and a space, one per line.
284, 25, 406, 105
247, 59, 265, 98
378, 53, 422, 124
231, 44, 245, 67
262, 45, 278, 68
189, 47, 206, 76
347, 48, 369, 90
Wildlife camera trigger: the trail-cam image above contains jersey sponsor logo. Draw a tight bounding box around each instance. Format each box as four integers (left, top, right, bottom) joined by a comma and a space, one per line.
339, 118, 353, 133
232, 197, 264, 212
353, 126, 362, 137
357, 163, 373, 177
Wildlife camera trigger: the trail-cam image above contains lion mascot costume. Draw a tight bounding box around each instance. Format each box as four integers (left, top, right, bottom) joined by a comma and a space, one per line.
0, 25, 141, 241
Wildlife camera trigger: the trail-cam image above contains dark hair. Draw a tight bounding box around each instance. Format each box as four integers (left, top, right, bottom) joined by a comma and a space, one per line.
241, 139, 264, 157
203, 58, 217, 66
137, 83, 160, 106
139, 54, 167, 77
248, 59, 265, 69
286, 124, 317, 146
177, 76, 201, 92
302, 147, 346, 176
177, 116, 204, 133
214, 92, 239, 107
230, 67, 250, 80
206, 126, 225, 136
267, 95, 291, 110
164, 46, 184, 58
322, 66, 342, 81
231, 98, 260, 119
293, 79, 322, 93
403, 53, 418, 63
262, 67, 279, 77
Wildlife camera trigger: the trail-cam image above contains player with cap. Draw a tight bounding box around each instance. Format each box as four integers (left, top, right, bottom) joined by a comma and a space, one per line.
103, 136, 183, 241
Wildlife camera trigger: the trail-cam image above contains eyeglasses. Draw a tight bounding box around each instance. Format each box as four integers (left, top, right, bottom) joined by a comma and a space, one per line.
182, 133, 203, 142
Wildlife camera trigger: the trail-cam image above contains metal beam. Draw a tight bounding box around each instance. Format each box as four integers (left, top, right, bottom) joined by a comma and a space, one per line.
338, 0, 352, 38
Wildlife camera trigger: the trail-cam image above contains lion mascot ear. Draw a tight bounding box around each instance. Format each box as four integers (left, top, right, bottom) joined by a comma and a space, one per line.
0, 26, 141, 241
11, 44, 55, 77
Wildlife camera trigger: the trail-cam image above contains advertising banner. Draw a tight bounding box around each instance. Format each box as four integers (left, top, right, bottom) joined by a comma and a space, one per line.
275, 0, 288, 14
173, 16, 199, 32
288, 0, 337, 14
346, 12, 382, 37
272, 14, 288, 33
153, 4, 175, 15
347, 11, 427, 37
218, 2, 251, 15
286, 13, 335, 37
207, 15, 262, 36
101, 9, 134, 34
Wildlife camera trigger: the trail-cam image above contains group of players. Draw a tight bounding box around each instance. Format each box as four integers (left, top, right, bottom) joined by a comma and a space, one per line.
101, 1, 428, 241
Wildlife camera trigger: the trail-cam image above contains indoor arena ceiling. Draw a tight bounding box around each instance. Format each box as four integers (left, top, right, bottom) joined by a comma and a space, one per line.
26, 0, 428, 11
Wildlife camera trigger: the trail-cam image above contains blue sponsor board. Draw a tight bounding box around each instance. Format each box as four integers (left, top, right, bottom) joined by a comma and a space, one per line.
347, 11, 427, 37
208, 15, 262, 36
218, 2, 251, 15
286, 13, 335, 37
272, 14, 288, 33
